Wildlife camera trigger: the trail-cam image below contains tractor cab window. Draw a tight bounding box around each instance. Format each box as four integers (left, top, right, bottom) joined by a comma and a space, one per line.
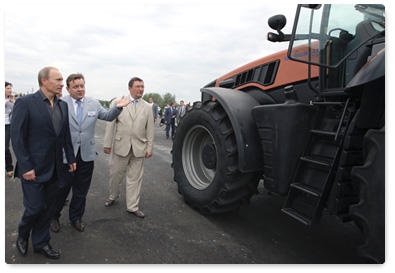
288, 4, 385, 69
327, 5, 364, 36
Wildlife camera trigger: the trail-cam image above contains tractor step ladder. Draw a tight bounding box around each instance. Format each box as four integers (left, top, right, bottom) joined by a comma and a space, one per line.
282, 97, 353, 225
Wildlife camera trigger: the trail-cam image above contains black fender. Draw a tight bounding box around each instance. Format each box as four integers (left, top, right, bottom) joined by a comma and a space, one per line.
200, 87, 263, 173
346, 48, 385, 90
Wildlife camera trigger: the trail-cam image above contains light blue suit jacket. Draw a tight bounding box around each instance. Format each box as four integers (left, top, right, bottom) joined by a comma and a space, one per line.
62, 95, 122, 163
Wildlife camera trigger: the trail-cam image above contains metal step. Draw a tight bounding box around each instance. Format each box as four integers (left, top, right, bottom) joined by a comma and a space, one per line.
282, 208, 312, 225
300, 156, 332, 169
310, 129, 337, 137
313, 101, 345, 106
291, 183, 322, 197
319, 90, 348, 97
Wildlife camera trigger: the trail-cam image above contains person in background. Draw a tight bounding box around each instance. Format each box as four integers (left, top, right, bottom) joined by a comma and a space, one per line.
11, 67, 76, 259
164, 102, 176, 139
5, 81, 15, 177
50, 73, 131, 233
103, 77, 154, 218
149, 97, 158, 123
177, 100, 185, 125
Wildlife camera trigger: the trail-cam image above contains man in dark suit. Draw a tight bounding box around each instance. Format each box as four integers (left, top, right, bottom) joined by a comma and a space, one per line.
164, 102, 176, 139
149, 97, 158, 123
11, 67, 76, 259
176, 100, 185, 125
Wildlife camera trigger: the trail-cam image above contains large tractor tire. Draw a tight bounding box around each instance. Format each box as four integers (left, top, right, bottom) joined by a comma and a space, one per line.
172, 100, 261, 215
349, 127, 385, 263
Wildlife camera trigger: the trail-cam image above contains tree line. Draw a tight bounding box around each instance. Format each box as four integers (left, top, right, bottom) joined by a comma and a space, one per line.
99, 92, 178, 109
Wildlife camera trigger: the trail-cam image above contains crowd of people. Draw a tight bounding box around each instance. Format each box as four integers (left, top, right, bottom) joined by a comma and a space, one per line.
158, 100, 187, 139
4, 67, 187, 260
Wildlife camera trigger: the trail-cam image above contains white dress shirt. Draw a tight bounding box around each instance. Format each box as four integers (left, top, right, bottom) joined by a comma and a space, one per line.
71, 97, 85, 115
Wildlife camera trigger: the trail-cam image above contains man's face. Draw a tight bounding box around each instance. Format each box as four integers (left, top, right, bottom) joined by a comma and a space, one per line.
128, 80, 144, 100
180, 101, 184, 106
149, 98, 153, 103
42, 69, 64, 95
66, 78, 86, 100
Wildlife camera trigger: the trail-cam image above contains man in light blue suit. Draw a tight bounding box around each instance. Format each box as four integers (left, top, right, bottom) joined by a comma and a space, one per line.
51, 73, 131, 233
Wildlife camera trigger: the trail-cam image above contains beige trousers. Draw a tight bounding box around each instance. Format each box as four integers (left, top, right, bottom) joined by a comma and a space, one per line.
108, 146, 144, 212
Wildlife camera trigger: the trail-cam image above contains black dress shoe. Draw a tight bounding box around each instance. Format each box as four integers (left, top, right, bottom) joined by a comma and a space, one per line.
16, 237, 28, 256
50, 219, 60, 233
34, 244, 60, 259
71, 220, 85, 232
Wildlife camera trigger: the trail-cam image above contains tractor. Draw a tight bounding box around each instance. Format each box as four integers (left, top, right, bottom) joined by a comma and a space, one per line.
172, 4, 385, 263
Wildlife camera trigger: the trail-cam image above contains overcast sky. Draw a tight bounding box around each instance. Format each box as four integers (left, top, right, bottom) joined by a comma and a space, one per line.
2, 2, 394, 268
3, 1, 296, 104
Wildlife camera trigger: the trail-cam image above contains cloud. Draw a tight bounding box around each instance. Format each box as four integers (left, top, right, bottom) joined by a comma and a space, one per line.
4, 2, 295, 103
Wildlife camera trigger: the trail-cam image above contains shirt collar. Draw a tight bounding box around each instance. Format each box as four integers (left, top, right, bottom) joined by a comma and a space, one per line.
129, 94, 139, 102
71, 96, 84, 104
39, 89, 59, 103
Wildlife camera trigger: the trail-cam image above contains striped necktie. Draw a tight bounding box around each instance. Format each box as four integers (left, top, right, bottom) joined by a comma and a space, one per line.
132, 100, 137, 118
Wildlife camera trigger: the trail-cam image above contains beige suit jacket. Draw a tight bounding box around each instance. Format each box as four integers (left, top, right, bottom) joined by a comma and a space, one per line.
104, 97, 154, 157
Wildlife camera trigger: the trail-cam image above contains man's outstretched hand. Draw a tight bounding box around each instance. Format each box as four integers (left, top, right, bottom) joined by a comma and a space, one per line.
116, 96, 132, 108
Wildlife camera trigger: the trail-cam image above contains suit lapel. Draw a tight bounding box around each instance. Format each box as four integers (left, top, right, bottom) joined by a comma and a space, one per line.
124, 96, 145, 120
64, 95, 90, 126
125, 97, 135, 120
81, 98, 90, 124
134, 99, 144, 119
33, 91, 56, 134
58, 101, 68, 136
64, 96, 78, 125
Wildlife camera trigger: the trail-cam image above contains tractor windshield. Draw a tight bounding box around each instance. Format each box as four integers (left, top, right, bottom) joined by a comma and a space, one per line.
288, 4, 385, 68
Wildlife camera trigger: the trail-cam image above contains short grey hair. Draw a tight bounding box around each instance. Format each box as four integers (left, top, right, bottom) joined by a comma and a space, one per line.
38, 67, 58, 87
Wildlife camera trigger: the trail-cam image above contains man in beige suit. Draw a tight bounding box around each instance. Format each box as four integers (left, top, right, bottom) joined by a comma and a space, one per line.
103, 77, 154, 218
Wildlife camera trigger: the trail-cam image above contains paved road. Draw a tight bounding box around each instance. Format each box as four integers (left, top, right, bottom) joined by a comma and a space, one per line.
4, 120, 367, 264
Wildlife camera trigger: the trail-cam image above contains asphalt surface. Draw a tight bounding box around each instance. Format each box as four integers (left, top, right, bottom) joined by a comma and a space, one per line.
4, 119, 368, 264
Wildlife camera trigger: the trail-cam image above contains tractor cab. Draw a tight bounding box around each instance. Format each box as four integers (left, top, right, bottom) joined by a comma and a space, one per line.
269, 4, 385, 91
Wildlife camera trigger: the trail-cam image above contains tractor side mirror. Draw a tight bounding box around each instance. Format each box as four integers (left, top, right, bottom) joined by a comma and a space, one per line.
268, 14, 286, 32
267, 14, 290, 42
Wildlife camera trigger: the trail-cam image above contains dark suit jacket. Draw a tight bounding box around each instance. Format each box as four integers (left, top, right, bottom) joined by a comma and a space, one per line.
164, 107, 176, 124
11, 90, 75, 183
151, 103, 158, 120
